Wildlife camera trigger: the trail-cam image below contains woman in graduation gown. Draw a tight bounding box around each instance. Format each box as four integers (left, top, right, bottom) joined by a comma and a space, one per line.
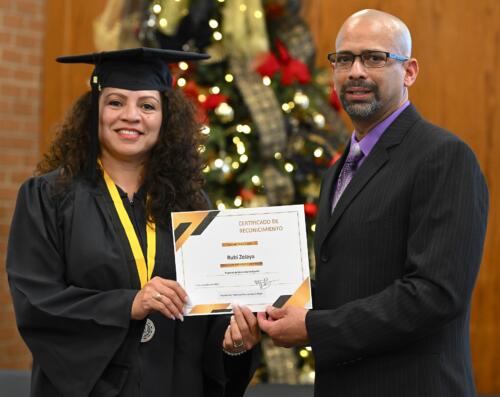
6, 48, 260, 397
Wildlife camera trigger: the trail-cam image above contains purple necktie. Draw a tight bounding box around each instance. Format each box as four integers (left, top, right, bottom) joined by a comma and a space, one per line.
331, 143, 363, 212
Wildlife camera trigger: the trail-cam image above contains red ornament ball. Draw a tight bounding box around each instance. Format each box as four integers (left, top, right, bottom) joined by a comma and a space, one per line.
304, 202, 318, 218
240, 188, 255, 201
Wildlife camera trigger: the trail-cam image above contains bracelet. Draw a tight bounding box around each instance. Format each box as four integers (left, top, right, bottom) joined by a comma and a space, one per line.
223, 347, 248, 357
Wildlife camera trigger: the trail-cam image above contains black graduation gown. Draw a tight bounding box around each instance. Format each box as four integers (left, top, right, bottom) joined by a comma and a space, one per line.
6, 171, 257, 397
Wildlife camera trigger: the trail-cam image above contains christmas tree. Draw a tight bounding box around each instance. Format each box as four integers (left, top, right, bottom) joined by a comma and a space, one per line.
95, 0, 348, 384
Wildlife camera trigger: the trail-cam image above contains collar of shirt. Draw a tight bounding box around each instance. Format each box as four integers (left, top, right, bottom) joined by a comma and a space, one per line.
352, 100, 410, 167
115, 183, 147, 203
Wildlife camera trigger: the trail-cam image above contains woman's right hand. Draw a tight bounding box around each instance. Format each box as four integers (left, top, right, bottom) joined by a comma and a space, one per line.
131, 276, 188, 321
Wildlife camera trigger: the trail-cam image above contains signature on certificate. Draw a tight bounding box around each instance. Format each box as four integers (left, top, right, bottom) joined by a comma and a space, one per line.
255, 277, 272, 290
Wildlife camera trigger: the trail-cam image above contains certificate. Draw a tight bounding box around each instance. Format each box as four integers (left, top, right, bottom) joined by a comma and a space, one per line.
171, 205, 312, 315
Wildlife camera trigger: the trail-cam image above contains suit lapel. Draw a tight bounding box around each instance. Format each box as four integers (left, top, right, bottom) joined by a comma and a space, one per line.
317, 105, 421, 248
315, 148, 347, 245
326, 147, 389, 234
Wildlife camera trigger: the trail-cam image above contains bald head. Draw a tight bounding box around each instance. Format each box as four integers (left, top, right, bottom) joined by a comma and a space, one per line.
336, 9, 412, 57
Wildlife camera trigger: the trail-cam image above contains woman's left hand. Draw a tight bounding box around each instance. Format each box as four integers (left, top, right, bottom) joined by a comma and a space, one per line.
222, 304, 261, 354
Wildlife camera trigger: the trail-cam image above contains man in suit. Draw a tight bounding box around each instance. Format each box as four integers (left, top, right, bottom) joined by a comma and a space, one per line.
257, 9, 489, 397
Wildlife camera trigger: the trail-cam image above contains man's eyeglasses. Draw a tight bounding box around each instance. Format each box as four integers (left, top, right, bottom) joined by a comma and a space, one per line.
327, 51, 409, 70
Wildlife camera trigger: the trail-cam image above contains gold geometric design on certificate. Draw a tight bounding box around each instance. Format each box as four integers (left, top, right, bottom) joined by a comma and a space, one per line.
188, 303, 232, 314
283, 277, 311, 308
172, 210, 219, 251
272, 277, 311, 308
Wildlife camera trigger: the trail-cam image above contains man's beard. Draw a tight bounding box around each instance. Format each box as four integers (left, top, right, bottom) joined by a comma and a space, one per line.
340, 80, 382, 121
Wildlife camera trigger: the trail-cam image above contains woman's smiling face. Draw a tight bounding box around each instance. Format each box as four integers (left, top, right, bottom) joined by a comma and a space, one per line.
98, 87, 163, 163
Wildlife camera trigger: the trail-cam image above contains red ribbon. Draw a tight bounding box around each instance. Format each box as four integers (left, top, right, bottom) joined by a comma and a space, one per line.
329, 88, 342, 111
180, 80, 208, 124
328, 151, 342, 167
202, 93, 230, 110
255, 39, 311, 86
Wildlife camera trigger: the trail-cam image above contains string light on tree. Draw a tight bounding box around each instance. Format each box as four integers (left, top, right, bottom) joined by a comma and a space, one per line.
313, 147, 324, 158
313, 113, 326, 128
234, 196, 243, 207
240, 154, 248, 163
236, 143, 246, 154
178, 62, 189, 71
225, 73, 234, 82
284, 162, 294, 172
251, 175, 262, 186
159, 18, 168, 28
213, 31, 223, 41
152, 3, 162, 13
208, 19, 219, 29
293, 90, 310, 109
210, 86, 221, 94
236, 124, 252, 134
177, 77, 186, 87
262, 76, 271, 86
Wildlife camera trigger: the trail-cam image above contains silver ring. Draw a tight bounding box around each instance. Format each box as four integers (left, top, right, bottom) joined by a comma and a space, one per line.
233, 340, 244, 349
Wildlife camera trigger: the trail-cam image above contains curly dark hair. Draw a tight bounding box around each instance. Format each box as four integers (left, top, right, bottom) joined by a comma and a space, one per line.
37, 88, 208, 226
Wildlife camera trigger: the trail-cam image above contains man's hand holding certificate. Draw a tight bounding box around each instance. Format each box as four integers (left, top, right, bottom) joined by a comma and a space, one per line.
172, 205, 312, 315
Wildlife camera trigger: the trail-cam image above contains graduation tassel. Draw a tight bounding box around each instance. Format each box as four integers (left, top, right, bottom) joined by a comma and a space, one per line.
87, 72, 101, 183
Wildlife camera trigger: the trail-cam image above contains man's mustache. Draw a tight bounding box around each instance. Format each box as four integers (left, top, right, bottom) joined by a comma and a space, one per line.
342, 80, 377, 91
341, 80, 378, 93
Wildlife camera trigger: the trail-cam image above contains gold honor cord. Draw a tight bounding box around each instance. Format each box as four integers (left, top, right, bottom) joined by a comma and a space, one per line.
99, 161, 156, 287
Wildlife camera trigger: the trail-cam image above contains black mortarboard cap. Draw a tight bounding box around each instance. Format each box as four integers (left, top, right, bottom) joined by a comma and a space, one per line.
57, 47, 209, 91
56, 47, 209, 180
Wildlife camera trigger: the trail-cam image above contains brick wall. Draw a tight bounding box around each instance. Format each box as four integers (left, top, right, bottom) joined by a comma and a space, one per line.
0, 0, 45, 369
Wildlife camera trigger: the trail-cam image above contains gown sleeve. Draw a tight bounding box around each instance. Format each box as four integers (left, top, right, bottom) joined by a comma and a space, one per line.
6, 176, 138, 397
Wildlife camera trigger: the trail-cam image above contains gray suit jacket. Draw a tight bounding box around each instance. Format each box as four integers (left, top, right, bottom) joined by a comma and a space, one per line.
306, 105, 488, 397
